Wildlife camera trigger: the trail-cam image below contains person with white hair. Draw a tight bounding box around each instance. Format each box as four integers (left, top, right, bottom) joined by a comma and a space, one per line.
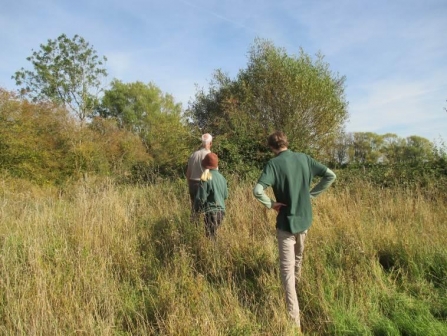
186, 133, 213, 218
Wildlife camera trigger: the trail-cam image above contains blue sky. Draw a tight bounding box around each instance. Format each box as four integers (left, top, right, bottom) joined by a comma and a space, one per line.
1, 0, 446, 143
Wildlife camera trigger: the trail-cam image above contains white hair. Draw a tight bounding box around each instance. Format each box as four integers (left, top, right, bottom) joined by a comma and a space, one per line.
201, 133, 213, 144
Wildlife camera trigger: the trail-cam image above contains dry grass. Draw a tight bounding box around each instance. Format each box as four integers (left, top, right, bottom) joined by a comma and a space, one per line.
0, 175, 446, 335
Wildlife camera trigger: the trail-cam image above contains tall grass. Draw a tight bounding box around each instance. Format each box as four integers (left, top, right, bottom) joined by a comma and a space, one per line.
0, 174, 446, 335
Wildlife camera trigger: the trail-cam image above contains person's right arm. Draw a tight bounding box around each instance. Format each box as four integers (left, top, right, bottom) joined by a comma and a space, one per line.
253, 183, 274, 208
253, 184, 286, 211
253, 162, 286, 211
186, 156, 192, 181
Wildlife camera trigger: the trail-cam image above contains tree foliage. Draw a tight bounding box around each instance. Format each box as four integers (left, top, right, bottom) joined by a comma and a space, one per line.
0, 88, 149, 184
0, 89, 74, 182
188, 39, 349, 173
3, 35, 445, 185
98, 80, 194, 175
329, 132, 437, 166
350, 132, 383, 164
403, 135, 434, 164
13, 34, 107, 121
328, 132, 351, 167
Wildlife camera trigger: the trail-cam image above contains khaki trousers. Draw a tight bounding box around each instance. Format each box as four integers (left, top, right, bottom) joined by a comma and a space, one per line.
276, 228, 307, 328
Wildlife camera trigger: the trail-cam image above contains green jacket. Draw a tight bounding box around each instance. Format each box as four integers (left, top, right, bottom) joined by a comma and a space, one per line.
194, 169, 228, 213
255, 150, 335, 234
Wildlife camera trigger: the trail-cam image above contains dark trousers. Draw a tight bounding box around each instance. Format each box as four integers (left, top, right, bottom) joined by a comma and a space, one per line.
204, 211, 225, 238
188, 180, 201, 218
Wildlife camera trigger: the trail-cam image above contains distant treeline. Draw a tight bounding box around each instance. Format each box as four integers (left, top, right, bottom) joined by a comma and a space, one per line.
1, 87, 446, 188
2, 35, 446, 187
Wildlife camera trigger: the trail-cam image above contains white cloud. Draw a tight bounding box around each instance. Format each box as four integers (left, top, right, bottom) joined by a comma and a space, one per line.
347, 78, 447, 141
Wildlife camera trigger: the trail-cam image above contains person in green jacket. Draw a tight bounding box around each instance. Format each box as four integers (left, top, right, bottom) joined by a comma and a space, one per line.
194, 153, 228, 238
253, 131, 336, 331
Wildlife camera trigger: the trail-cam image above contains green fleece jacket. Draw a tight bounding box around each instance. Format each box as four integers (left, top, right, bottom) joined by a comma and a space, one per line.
253, 150, 336, 234
194, 169, 228, 213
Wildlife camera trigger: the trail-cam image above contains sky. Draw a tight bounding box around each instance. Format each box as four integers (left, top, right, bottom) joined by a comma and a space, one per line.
1, 0, 446, 143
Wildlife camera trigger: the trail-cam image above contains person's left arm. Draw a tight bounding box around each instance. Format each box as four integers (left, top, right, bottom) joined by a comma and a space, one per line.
310, 168, 336, 198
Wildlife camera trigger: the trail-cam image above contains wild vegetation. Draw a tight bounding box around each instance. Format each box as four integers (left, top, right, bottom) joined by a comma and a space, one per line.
1, 34, 446, 335
1, 175, 446, 335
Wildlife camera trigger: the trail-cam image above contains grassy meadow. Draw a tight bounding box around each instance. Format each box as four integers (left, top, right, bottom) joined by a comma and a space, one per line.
0, 174, 446, 335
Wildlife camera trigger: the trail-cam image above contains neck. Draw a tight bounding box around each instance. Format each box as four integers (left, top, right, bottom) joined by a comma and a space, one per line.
273, 147, 287, 156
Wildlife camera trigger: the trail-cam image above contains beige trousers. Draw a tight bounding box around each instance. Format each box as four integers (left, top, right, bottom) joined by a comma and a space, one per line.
276, 228, 307, 328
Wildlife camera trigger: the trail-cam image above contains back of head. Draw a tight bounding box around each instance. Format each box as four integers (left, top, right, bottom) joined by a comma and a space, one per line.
201, 152, 218, 170
268, 131, 289, 150
201, 133, 213, 146
200, 152, 218, 181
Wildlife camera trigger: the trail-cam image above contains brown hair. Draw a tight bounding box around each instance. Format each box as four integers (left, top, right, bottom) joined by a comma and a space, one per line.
267, 131, 289, 150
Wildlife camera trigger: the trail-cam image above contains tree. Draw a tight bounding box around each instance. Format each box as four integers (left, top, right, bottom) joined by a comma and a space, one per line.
349, 132, 383, 164
188, 38, 349, 170
329, 132, 351, 167
0, 88, 76, 182
13, 34, 107, 122
98, 80, 193, 174
403, 135, 434, 164
0, 87, 152, 183
381, 133, 405, 164
380, 134, 434, 165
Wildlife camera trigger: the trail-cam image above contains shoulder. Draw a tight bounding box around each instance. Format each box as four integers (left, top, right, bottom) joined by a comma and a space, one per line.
305, 155, 328, 173
296, 152, 323, 165
261, 159, 277, 176
270, 150, 302, 163
199, 148, 210, 156
291, 151, 307, 159
292, 152, 316, 162
213, 170, 227, 181
212, 169, 225, 177
190, 148, 204, 157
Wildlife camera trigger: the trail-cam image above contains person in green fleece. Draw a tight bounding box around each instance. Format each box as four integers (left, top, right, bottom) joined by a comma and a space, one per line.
194, 152, 228, 238
253, 131, 336, 332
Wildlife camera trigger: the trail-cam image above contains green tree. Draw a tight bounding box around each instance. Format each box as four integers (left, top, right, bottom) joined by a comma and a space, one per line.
329, 131, 351, 167
86, 117, 151, 176
0, 88, 76, 182
433, 137, 446, 160
403, 135, 434, 164
349, 132, 383, 164
381, 133, 405, 164
13, 34, 107, 122
188, 39, 348, 170
381, 134, 434, 165
0, 87, 151, 183
98, 80, 193, 175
